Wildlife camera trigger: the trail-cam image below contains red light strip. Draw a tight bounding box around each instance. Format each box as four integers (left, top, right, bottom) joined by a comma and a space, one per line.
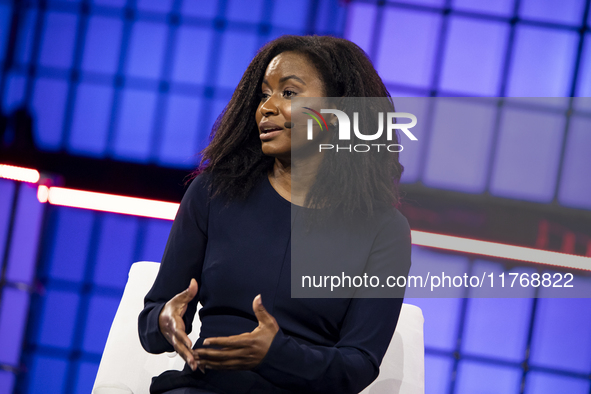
0, 164, 40, 183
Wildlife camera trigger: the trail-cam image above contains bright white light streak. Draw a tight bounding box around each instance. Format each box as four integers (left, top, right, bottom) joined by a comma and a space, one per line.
0, 164, 40, 183
37, 185, 49, 203
412, 230, 591, 271
39, 186, 179, 220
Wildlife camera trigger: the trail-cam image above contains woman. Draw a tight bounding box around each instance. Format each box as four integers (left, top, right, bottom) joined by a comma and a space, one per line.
138, 35, 412, 394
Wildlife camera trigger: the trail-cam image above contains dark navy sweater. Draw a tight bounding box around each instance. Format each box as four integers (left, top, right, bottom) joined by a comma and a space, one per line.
138, 174, 412, 394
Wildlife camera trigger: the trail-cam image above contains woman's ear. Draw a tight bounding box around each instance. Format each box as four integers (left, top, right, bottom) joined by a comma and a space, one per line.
329, 115, 338, 128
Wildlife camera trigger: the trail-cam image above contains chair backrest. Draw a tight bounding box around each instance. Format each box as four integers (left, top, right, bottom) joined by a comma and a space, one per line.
359, 303, 425, 394
92, 262, 424, 394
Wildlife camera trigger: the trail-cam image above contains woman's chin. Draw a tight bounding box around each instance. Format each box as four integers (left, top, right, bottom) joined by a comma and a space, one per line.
261, 143, 290, 158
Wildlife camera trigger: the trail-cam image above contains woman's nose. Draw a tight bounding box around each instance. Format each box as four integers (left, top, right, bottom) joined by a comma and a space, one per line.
260, 96, 279, 116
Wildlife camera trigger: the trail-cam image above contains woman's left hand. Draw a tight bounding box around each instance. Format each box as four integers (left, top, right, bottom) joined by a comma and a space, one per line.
195, 294, 279, 370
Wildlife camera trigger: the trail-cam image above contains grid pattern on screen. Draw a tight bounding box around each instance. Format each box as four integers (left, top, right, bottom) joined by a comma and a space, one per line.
0, 0, 346, 167
14, 204, 173, 394
406, 246, 591, 394
0, 180, 46, 394
345, 0, 591, 211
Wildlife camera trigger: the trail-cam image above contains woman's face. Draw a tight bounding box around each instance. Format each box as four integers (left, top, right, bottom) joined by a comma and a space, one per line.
256, 51, 326, 161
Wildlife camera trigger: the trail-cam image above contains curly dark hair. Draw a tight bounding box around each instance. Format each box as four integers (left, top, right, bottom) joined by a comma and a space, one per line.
197, 35, 404, 216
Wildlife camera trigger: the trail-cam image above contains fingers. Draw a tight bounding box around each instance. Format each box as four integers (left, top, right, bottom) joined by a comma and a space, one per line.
171, 330, 198, 370
252, 294, 278, 330
158, 279, 199, 371
174, 278, 198, 304
203, 332, 252, 348
196, 346, 258, 370
197, 346, 249, 361
165, 316, 198, 370
190, 294, 279, 372
173, 319, 193, 350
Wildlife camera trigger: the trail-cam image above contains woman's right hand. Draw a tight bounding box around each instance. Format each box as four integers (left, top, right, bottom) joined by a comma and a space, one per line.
158, 278, 199, 371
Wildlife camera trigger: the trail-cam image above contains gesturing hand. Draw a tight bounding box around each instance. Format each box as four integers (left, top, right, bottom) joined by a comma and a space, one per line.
195, 294, 279, 370
159, 278, 199, 371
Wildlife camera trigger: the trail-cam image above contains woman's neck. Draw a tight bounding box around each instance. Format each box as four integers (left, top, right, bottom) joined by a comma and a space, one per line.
269, 153, 324, 206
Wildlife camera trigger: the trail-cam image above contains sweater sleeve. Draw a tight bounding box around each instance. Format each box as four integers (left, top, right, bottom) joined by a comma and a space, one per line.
138, 174, 210, 354
254, 210, 412, 393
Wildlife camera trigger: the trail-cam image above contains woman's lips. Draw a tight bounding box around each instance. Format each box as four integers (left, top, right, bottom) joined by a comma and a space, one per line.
259, 123, 283, 141
259, 129, 282, 140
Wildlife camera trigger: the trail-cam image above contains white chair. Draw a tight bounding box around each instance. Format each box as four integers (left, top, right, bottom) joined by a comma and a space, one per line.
92, 262, 425, 394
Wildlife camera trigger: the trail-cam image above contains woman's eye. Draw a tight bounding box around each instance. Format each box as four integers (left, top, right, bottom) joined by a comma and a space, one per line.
283, 90, 296, 98
259, 92, 270, 100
